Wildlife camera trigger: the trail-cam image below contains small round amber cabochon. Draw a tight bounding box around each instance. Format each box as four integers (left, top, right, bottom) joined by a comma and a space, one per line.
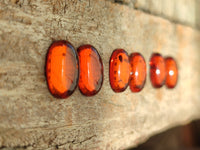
77, 45, 103, 96
165, 57, 178, 88
45, 41, 79, 99
149, 53, 166, 88
109, 49, 130, 93
129, 53, 146, 92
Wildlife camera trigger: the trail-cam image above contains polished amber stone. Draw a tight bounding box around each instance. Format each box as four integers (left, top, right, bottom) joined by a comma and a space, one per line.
129, 53, 146, 92
77, 45, 103, 96
165, 57, 178, 88
109, 49, 130, 92
45, 41, 79, 99
149, 53, 166, 88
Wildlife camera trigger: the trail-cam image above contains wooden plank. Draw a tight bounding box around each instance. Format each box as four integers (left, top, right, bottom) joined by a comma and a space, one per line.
134, 0, 200, 29
0, 0, 200, 149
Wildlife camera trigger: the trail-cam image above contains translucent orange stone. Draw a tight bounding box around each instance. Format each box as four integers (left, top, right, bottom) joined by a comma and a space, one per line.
149, 53, 166, 88
129, 53, 146, 92
165, 57, 178, 88
45, 41, 79, 99
109, 49, 130, 92
77, 45, 103, 96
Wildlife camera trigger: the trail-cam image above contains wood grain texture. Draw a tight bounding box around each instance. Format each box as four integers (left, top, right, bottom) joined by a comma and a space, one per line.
0, 0, 200, 149
134, 0, 200, 29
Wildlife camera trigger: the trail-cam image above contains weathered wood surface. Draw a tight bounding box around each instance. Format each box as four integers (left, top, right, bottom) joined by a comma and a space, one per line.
0, 0, 200, 149
134, 0, 200, 29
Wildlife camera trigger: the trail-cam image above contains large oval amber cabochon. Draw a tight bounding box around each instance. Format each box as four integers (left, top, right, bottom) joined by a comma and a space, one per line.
46, 41, 79, 98
165, 57, 178, 88
77, 45, 103, 96
129, 53, 146, 92
149, 53, 166, 88
109, 49, 130, 92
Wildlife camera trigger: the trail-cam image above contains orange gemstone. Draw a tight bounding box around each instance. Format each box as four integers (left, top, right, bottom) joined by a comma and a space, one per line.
45, 41, 79, 98
129, 53, 146, 92
77, 45, 103, 96
109, 49, 130, 92
165, 57, 178, 88
149, 53, 166, 88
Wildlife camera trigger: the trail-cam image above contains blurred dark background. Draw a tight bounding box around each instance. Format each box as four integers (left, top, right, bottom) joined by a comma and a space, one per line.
129, 120, 200, 150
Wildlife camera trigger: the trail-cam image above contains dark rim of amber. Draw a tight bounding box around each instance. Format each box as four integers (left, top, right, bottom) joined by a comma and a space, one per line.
77, 44, 104, 96
149, 53, 166, 88
109, 49, 130, 92
45, 40, 79, 99
165, 56, 178, 89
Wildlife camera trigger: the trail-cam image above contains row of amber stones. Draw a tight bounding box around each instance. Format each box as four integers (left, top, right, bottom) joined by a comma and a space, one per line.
45, 41, 178, 99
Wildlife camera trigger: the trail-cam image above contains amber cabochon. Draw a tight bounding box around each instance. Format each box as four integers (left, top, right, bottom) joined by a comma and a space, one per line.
165, 57, 178, 88
149, 53, 166, 88
45, 41, 79, 99
109, 49, 130, 92
129, 53, 146, 92
77, 45, 104, 96
45, 40, 176, 98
